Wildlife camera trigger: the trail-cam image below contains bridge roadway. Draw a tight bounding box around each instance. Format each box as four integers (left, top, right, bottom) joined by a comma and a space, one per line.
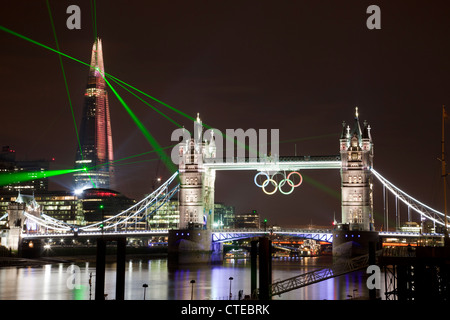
21, 228, 445, 244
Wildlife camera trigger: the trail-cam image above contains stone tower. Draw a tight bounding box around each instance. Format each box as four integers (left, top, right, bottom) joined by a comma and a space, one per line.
339, 107, 374, 231
178, 114, 216, 230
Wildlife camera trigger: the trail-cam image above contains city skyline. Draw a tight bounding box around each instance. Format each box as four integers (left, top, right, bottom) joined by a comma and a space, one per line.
1, 1, 450, 228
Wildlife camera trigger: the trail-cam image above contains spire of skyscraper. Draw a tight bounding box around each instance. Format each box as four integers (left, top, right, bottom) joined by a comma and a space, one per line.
90, 38, 104, 77
74, 38, 114, 191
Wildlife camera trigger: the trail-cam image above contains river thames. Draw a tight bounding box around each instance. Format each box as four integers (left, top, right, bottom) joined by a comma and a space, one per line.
0, 255, 385, 300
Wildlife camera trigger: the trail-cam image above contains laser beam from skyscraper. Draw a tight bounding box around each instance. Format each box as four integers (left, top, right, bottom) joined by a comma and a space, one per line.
101, 73, 177, 174
46, 1, 96, 189
0, 168, 86, 187
301, 174, 341, 200
0, 25, 200, 132
90, 0, 98, 43
85, 144, 177, 172
46, 1, 81, 159
0, 26, 242, 135
110, 77, 183, 128
0, 25, 263, 158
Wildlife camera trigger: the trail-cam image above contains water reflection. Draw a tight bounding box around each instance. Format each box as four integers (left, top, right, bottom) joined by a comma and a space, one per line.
0, 257, 384, 300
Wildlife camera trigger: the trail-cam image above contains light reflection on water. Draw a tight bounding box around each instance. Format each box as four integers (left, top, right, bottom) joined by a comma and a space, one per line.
0, 257, 383, 300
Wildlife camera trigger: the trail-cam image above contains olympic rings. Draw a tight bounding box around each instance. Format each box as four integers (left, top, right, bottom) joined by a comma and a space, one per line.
287, 171, 303, 187
254, 171, 303, 195
262, 178, 278, 195
254, 171, 270, 187
278, 178, 295, 195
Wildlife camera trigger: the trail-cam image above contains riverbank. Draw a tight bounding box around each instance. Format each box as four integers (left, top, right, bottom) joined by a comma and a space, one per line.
0, 253, 169, 268
0, 256, 71, 267
0, 246, 168, 268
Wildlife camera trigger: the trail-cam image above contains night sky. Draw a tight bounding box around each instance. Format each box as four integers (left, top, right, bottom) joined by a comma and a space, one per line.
1, 1, 450, 229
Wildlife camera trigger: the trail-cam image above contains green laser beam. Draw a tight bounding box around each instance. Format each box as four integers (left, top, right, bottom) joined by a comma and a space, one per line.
0, 146, 176, 188
103, 74, 255, 154
46, 3, 95, 188
90, 0, 97, 42
301, 173, 341, 200
110, 77, 183, 128
103, 76, 256, 156
105, 73, 196, 124
107, 158, 161, 168
102, 74, 177, 174
86, 144, 177, 171
0, 169, 83, 187
0, 25, 91, 68
0, 25, 268, 159
46, 1, 82, 160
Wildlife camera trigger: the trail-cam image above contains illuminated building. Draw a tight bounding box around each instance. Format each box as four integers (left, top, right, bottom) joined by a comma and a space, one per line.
235, 210, 260, 229
339, 107, 374, 231
0, 191, 83, 227
74, 38, 114, 191
0, 189, 235, 231
0, 146, 51, 192
147, 199, 180, 229
79, 188, 135, 224
33, 191, 82, 225
213, 203, 235, 229
146, 199, 234, 230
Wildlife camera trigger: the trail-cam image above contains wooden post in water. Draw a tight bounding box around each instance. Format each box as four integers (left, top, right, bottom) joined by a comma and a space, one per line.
95, 238, 106, 300
95, 236, 127, 300
250, 240, 257, 297
258, 237, 271, 300
116, 237, 126, 300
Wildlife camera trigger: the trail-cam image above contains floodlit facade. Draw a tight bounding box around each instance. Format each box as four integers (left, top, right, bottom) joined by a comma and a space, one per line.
339, 108, 374, 231
0, 146, 51, 192
74, 38, 114, 191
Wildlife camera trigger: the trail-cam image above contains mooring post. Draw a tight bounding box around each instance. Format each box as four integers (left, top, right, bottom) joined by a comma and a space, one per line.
116, 237, 126, 300
259, 236, 271, 300
95, 237, 106, 300
250, 240, 257, 296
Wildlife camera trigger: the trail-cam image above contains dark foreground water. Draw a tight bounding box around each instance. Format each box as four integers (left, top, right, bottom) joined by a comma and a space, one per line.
0, 256, 385, 300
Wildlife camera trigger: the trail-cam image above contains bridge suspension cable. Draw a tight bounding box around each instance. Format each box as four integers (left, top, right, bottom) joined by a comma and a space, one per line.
371, 169, 447, 227
78, 171, 179, 232
24, 212, 74, 232
21, 171, 179, 233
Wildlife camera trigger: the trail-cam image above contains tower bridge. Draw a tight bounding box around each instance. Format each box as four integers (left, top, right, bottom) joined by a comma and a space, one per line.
0, 109, 448, 262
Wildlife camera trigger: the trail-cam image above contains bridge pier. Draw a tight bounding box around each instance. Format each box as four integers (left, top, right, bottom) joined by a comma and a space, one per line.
20, 238, 43, 258
257, 237, 272, 300
332, 228, 381, 259
168, 229, 223, 266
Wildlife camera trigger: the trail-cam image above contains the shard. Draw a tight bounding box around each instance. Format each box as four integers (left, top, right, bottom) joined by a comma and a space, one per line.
73, 38, 114, 191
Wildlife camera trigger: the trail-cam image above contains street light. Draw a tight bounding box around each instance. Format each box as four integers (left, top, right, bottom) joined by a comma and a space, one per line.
229, 277, 234, 300
142, 283, 148, 300
190, 280, 195, 300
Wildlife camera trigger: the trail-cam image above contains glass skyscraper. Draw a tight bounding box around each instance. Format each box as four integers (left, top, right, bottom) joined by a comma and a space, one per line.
74, 39, 114, 191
